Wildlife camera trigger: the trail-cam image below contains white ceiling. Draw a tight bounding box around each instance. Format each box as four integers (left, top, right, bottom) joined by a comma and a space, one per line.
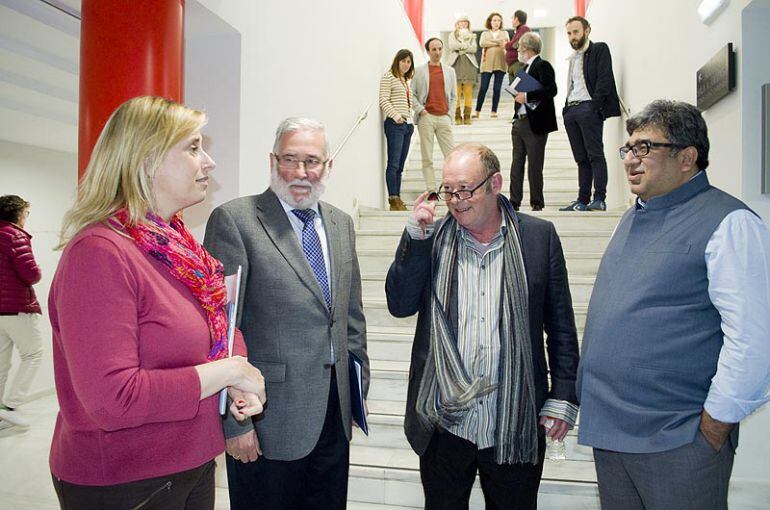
0, 0, 578, 155
0, 0, 80, 153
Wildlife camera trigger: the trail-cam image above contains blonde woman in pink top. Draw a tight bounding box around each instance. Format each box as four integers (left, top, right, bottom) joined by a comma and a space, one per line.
49, 96, 266, 509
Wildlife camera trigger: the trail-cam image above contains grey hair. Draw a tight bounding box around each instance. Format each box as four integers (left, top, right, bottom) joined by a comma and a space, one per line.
518, 32, 542, 54
272, 117, 330, 158
446, 142, 500, 189
626, 100, 710, 171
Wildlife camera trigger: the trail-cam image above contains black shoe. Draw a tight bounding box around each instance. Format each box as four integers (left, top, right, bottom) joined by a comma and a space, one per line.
559, 200, 588, 211
531, 205, 543, 211
587, 199, 607, 211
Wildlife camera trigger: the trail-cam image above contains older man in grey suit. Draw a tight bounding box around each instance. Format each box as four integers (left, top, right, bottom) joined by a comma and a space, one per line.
203, 118, 369, 510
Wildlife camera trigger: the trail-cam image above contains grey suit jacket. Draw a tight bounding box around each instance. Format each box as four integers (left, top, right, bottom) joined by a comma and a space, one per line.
203, 189, 369, 461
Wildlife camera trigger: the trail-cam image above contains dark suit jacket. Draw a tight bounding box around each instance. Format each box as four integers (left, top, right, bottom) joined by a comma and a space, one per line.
522, 55, 558, 135
385, 207, 579, 456
565, 41, 621, 120
203, 189, 369, 461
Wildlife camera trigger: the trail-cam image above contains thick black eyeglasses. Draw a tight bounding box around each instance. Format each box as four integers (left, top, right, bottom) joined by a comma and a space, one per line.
428, 173, 495, 201
619, 140, 685, 159
274, 154, 328, 171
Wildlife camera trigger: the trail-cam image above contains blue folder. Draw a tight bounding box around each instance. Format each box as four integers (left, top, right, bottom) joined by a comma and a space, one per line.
512, 70, 543, 93
348, 350, 369, 436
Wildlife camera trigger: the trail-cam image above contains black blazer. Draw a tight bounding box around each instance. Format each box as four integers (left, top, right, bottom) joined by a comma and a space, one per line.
385, 205, 580, 457
522, 56, 558, 135
566, 41, 621, 120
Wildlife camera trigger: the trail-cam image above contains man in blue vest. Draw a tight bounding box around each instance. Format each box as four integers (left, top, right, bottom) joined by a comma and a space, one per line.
577, 100, 770, 509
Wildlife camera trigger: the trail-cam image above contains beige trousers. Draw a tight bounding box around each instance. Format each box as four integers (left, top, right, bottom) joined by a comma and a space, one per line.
416, 113, 455, 190
0, 313, 44, 408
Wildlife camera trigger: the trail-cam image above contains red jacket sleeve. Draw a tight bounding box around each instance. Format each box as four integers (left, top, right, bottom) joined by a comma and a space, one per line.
11, 231, 42, 285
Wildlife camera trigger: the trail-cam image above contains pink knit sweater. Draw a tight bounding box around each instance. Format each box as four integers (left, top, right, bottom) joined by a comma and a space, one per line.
48, 223, 245, 486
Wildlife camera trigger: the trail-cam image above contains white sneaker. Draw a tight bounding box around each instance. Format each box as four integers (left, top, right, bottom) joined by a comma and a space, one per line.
0, 408, 30, 427
0, 419, 15, 431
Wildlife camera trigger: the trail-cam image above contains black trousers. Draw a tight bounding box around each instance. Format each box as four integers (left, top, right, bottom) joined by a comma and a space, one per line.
52, 459, 216, 510
509, 117, 548, 209
563, 101, 608, 203
226, 371, 349, 510
420, 429, 546, 510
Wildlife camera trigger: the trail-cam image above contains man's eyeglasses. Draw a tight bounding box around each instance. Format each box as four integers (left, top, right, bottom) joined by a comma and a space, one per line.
619, 140, 686, 159
274, 154, 327, 171
428, 173, 495, 201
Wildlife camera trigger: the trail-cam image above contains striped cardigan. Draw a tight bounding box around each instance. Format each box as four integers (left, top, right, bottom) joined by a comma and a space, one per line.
379, 71, 412, 122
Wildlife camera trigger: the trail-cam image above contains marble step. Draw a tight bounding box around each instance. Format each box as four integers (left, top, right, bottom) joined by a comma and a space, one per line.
407, 147, 575, 165
358, 249, 603, 277
353, 413, 591, 458
365, 327, 585, 365
357, 207, 622, 233
403, 157, 577, 174
362, 298, 588, 334
417, 130, 572, 145
360, 272, 595, 303
399, 174, 578, 187
349, 463, 600, 509
399, 188, 577, 206
356, 228, 611, 253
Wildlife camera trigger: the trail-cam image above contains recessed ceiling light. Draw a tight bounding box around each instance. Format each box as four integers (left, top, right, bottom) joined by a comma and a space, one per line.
698, 0, 729, 25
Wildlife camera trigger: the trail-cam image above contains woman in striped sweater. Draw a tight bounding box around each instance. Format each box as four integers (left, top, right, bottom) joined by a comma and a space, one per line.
379, 49, 415, 211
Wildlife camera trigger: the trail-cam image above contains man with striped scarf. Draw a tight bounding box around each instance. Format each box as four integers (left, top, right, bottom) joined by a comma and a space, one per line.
386, 143, 580, 509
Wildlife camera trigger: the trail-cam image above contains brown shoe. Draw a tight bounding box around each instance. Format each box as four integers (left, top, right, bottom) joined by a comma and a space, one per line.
455, 106, 462, 124
463, 107, 472, 125
388, 196, 399, 211
472, 111, 480, 119
394, 196, 408, 211
490, 111, 498, 118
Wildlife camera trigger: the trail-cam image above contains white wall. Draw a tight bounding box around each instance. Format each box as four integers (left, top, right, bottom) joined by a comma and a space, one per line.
0, 140, 77, 400
194, 0, 423, 217
587, 0, 770, 483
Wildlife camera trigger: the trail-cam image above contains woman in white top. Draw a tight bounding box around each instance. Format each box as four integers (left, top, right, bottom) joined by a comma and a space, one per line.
447, 14, 478, 125
378, 49, 415, 211
474, 12, 510, 118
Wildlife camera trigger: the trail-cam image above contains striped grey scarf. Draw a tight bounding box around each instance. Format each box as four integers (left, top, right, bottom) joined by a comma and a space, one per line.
415, 197, 539, 464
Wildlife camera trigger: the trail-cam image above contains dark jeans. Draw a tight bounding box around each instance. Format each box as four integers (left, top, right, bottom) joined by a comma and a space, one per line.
52, 459, 216, 510
226, 371, 349, 510
476, 70, 506, 113
563, 101, 608, 203
510, 117, 548, 209
383, 118, 414, 196
420, 429, 546, 510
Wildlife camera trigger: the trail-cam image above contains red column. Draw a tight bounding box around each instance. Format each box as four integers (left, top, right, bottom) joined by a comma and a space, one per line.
78, 0, 185, 178
574, 0, 587, 17
403, 0, 424, 45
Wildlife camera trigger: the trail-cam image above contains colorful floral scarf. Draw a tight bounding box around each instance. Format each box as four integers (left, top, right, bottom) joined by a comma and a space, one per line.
109, 209, 229, 361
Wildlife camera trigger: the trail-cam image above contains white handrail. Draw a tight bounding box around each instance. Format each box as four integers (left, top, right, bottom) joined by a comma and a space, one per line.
618, 95, 631, 118
330, 103, 371, 162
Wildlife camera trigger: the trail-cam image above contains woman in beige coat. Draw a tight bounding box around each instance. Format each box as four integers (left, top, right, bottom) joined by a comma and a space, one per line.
447, 14, 478, 125
474, 12, 509, 118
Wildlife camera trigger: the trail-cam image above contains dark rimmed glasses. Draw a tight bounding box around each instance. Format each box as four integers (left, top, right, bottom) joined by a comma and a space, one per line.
619, 140, 686, 159
274, 154, 328, 171
428, 173, 495, 201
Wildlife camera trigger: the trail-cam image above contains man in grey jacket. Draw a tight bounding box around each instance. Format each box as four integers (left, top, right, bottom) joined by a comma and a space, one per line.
204, 118, 369, 510
411, 37, 457, 191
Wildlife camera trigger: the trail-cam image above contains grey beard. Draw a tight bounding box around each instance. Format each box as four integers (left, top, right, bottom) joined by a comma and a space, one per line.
269, 164, 327, 209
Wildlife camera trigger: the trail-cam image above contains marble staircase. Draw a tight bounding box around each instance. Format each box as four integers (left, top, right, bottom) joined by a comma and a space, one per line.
348, 105, 621, 508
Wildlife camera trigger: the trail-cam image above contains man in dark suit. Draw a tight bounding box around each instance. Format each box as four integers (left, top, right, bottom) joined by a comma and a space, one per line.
385, 143, 579, 509
559, 16, 620, 212
508, 32, 558, 211
203, 118, 369, 510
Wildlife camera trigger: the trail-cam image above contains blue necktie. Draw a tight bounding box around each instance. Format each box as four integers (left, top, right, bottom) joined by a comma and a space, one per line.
291, 209, 331, 310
